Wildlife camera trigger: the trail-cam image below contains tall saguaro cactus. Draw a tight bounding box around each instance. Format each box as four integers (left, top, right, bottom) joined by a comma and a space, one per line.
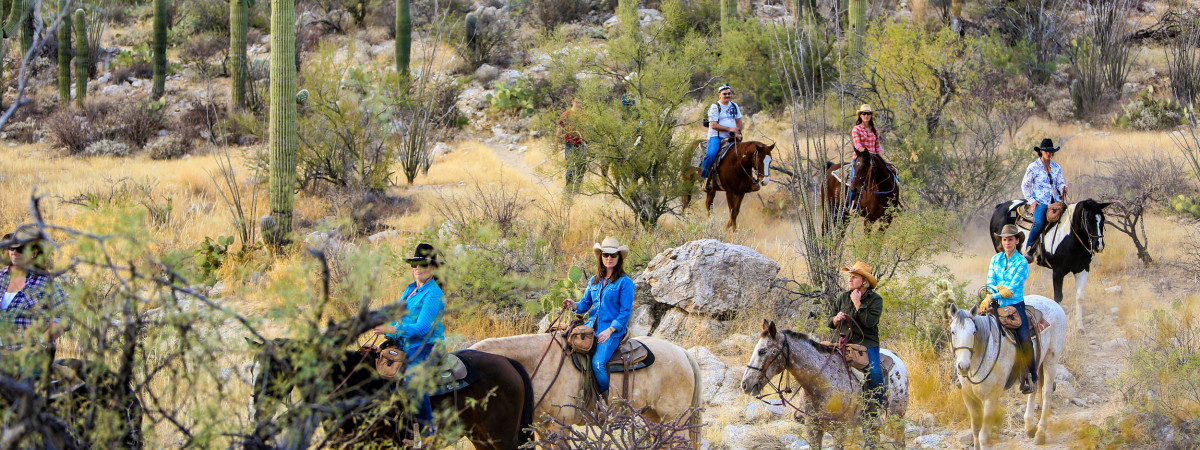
1, 0, 28, 88
74, 8, 87, 108
263, 0, 299, 246
847, 0, 866, 59
721, 0, 737, 33
230, 0, 248, 111
395, 0, 410, 78
151, 0, 166, 99
57, 1, 70, 104
17, 0, 29, 57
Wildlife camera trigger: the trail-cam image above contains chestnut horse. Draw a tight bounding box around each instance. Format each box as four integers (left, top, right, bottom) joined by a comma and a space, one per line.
822, 150, 900, 234
683, 140, 775, 230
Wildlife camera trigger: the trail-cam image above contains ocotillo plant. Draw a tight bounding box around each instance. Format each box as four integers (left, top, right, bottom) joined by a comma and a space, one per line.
395, 0, 410, 78
152, 0, 166, 99
57, 0, 70, 105
230, 0, 248, 111
74, 8, 87, 108
847, 0, 865, 60
263, 0, 298, 246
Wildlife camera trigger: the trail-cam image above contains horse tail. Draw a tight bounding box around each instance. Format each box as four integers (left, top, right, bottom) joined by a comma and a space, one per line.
687, 349, 704, 449
509, 356, 536, 447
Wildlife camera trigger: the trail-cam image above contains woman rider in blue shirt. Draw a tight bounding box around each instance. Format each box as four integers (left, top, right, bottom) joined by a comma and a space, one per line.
562, 236, 634, 397
373, 243, 445, 436
986, 225, 1036, 394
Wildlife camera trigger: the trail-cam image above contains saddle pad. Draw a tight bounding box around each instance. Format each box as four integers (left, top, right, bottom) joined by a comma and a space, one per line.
431, 350, 480, 397
570, 339, 656, 373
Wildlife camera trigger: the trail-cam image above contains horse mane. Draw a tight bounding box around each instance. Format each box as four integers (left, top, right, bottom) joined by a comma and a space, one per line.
780, 329, 837, 354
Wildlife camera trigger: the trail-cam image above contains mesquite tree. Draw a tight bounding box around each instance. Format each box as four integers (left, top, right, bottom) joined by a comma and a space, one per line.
151, 0, 166, 99
57, 0, 70, 104
74, 8, 87, 108
1094, 153, 1190, 266
263, 0, 299, 246
230, 0, 248, 111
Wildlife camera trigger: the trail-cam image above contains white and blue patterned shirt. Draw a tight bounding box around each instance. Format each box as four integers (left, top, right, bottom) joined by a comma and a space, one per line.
987, 251, 1028, 307
1021, 160, 1066, 205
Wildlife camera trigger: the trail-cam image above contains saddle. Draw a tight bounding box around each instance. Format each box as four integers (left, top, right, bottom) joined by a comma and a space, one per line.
569, 337, 655, 373
1014, 201, 1068, 226
430, 351, 479, 396
696, 138, 738, 192
997, 304, 1051, 333
819, 341, 895, 375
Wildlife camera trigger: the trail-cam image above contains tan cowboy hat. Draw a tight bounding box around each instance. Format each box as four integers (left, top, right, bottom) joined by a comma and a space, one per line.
856, 104, 874, 114
592, 236, 630, 259
840, 261, 878, 289
994, 224, 1026, 247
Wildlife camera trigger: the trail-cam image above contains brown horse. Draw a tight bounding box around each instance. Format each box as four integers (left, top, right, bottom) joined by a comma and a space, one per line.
822, 150, 900, 234
683, 140, 775, 230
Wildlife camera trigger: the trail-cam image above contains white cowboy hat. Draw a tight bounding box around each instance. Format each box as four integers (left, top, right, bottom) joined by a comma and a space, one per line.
839, 261, 878, 289
856, 104, 874, 114
592, 236, 630, 259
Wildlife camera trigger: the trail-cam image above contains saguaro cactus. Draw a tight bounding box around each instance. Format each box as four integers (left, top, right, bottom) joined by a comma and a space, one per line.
1, 0, 28, 87
152, 0, 166, 99
17, 0, 29, 57
57, 1, 70, 104
263, 0, 299, 246
74, 8, 87, 108
395, 0, 410, 77
230, 0, 248, 111
721, 0, 737, 33
847, 0, 866, 59
464, 13, 476, 54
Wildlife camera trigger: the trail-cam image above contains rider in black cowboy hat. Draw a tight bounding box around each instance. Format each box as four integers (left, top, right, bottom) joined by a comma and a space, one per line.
1020, 138, 1068, 263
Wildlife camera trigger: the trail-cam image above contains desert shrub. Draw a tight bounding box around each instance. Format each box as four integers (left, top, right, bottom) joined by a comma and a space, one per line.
1092, 152, 1190, 266
879, 276, 966, 350
531, 0, 589, 30
1114, 87, 1186, 131
109, 101, 164, 148
1066, 0, 1136, 119
174, 99, 226, 144
453, 7, 514, 70
1167, 17, 1200, 106
986, 0, 1071, 84
180, 33, 228, 78
533, 400, 701, 448
45, 111, 96, 155
660, 0, 719, 42
145, 136, 194, 160
1112, 305, 1200, 447
176, 0, 229, 36
487, 80, 536, 117
718, 19, 834, 110
2, 118, 43, 143
84, 140, 133, 157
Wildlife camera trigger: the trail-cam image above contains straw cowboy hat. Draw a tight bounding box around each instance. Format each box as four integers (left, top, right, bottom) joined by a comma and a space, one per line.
593, 236, 630, 259
404, 242, 443, 266
840, 261, 878, 289
856, 104, 874, 114
1033, 138, 1061, 154
994, 224, 1026, 247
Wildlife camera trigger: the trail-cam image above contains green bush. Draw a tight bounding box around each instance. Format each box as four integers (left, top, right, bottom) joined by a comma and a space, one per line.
716, 19, 834, 110
661, 0, 719, 43
1114, 87, 1186, 131
193, 235, 233, 283
1170, 194, 1200, 218
487, 80, 536, 117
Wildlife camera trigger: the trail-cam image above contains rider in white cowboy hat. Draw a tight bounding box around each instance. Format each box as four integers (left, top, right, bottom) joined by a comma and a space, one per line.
562, 236, 635, 397
986, 224, 1038, 394
699, 84, 744, 181
1021, 138, 1068, 263
851, 104, 890, 165
827, 261, 886, 417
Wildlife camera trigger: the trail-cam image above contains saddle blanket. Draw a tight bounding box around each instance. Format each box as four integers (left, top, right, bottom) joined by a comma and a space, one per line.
570, 338, 656, 373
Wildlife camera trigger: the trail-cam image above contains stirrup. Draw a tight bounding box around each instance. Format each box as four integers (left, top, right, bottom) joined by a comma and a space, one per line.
1019, 374, 1035, 395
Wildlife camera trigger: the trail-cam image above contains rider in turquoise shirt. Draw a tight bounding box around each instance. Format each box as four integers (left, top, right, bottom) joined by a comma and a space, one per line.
987, 225, 1037, 394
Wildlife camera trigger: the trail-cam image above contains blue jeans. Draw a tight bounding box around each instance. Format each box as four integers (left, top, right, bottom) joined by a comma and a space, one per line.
404, 342, 437, 434
700, 136, 723, 178
864, 347, 886, 409
1014, 302, 1038, 383
1027, 204, 1048, 251
592, 333, 624, 394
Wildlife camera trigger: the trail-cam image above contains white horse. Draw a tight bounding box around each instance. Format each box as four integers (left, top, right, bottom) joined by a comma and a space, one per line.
944, 295, 1066, 449
470, 333, 703, 447
740, 320, 910, 448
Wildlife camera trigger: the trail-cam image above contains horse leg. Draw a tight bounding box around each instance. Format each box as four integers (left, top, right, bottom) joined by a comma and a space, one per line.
705, 189, 716, 214
726, 192, 743, 230
1051, 269, 1066, 304
981, 397, 1002, 449
963, 392, 983, 450
1073, 270, 1089, 327
1024, 381, 1040, 439
1034, 358, 1055, 445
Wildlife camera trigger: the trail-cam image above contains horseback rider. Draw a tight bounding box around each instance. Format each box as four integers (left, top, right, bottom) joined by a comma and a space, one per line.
561, 236, 634, 398
826, 261, 886, 417
850, 104, 890, 166
1021, 138, 1068, 263
373, 243, 446, 438
985, 224, 1038, 394
0, 227, 69, 369
700, 84, 743, 182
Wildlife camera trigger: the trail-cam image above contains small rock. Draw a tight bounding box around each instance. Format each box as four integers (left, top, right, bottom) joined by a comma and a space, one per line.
1104, 285, 1122, 294
786, 441, 810, 450
1110, 307, 1120, 315
905, 423, 925, 435
1056, 380, 1077, 399
367, 230, 400, 243
1070, 397, 1087, 407
779, 434, 801, 446
1101, 338, 1128, 351
919, 412, 938, 428
432, 142, 454, 158
474, 63, 500, 85
757, 4, 787, 18
721, 424, 754, 447
1087, 393, 1101, 404
743, 401, 771, 422
1055, 366, 1074, 382
158, 130, 169, 136
131, 79, 143, 87
507, 144, 516, 151
913, 433, 946, 448
958, 430, 974, 445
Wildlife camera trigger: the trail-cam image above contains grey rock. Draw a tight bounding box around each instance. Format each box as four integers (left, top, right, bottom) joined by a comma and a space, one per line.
787, 441, 811, 450
688, 346, 742, 407
628, 304, 655, 337
905, 423, 925, 435
1101, 338, 1128, 351
919, 412, 938, 428
636, 239, 781, 316
757, 4, 788, 18
1104, 285, 1122, 294
1110, 307, 1120, 315
1056, 380, 1077, 399
432, 142, 454, 158
958, 430, 974, 444
653, 308, 730, 342
1070, 397, 1087, 407
743, 401, 771, 422
721, 424, 754, 448
913, 433, 946, 448
474, 63, 500, 86
367, 230, 400, 243
1055, 366, 1074, 382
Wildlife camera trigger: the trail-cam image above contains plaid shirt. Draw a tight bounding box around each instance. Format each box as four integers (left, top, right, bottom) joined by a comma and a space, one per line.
852, 124, 882, 154
987, 251, 1028, 307
0, 266, 67, 351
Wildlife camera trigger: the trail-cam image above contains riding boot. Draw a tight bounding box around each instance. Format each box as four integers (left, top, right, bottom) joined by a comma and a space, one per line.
1024, 241, 1039, 264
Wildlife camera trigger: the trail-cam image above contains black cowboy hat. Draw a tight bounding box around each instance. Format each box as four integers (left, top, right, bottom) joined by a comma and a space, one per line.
405, 242, 442, 266
1033, 138, 1061, 154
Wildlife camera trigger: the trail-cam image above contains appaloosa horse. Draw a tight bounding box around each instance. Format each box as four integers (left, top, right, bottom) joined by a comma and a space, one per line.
822, 150, 901, 234
248, 339, 534, 450
683, 140, 775, 231
944, 296, 1066, 449
990, 199, 1110, 323
741, 320, 909, 449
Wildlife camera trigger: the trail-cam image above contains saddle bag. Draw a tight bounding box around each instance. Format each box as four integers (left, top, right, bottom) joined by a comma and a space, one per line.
376, 346, 407, 380
997, 305, 1022, 329
1046, 202, 1067, 223
567, 325, 596, 354
822, 341, 871, 370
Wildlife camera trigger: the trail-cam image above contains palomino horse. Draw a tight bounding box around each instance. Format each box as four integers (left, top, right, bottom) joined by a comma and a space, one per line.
683, 140, 775, 231
740, 321, 909, 448
944, 295, 1066, 449
990, 199, 1110, 323
248, 339, 534, 450
469, 333, 703, 447
822, 150, 901, 234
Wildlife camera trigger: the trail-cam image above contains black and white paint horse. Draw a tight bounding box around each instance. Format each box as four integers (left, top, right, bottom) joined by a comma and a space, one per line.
990, 199, 1110, 323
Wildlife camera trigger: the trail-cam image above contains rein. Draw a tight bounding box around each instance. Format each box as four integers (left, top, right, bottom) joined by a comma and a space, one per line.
861, 157, 897, 195
530, 307, 571, 409
954, 316, 1001, 385
332, 334, 382, 395
747, 334, 837, 423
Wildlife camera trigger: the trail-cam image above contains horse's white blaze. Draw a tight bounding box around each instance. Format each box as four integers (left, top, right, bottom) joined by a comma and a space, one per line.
762, 155, 772, 185
1095, 214, 1105, 252
950, 318, 976, 374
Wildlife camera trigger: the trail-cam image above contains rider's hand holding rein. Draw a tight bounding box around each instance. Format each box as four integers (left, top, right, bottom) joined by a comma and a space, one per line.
562, 298, 576, 311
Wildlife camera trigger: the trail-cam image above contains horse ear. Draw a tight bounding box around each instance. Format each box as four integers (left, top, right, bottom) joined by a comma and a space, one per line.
1097, 202, 1111, 210
942, 302, 956, 322
762, 319, 770, 331
767, 321, 778, 339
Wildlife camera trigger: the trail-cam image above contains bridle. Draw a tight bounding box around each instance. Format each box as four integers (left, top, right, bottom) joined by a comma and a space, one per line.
746, 335, 841, 423
854, 155, 897, 195
951, 316, 1000, 385
1071, 207, 1104, 255
736, 144, 769, 186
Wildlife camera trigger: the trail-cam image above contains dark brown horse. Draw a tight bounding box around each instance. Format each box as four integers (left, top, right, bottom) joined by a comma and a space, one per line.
822, 150, 900, 234
248, 339, 534, 450
683, 140, 775, 230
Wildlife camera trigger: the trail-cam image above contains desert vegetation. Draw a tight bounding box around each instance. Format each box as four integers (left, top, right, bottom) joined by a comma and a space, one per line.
0, 0, 1198, 448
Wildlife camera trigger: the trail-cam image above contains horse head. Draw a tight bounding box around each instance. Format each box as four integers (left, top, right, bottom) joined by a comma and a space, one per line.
945, 304, 980, 376
246, 337, 300, 423
849, 149, 873, 190
741, 320, 785, 395
747, 142, 775, 185
1076, 200, 1111, 253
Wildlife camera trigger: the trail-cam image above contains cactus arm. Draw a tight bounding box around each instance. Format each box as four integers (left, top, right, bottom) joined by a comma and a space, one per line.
57, 0, 70, 104
230, 0, 247, 111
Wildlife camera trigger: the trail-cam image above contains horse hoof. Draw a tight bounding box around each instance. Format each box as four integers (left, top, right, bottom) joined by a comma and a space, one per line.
1026, 427, 1037, 438
1034, 432, 1046, 445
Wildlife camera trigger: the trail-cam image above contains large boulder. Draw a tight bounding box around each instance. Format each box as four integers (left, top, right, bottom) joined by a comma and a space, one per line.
689, 346, 745, 407
639, 239, 781, 317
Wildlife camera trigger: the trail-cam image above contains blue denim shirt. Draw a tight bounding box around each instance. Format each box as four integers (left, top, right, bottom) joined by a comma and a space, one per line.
987, 251, 1028, 307
387, 279, 445, 354
575, 275, 634, 336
